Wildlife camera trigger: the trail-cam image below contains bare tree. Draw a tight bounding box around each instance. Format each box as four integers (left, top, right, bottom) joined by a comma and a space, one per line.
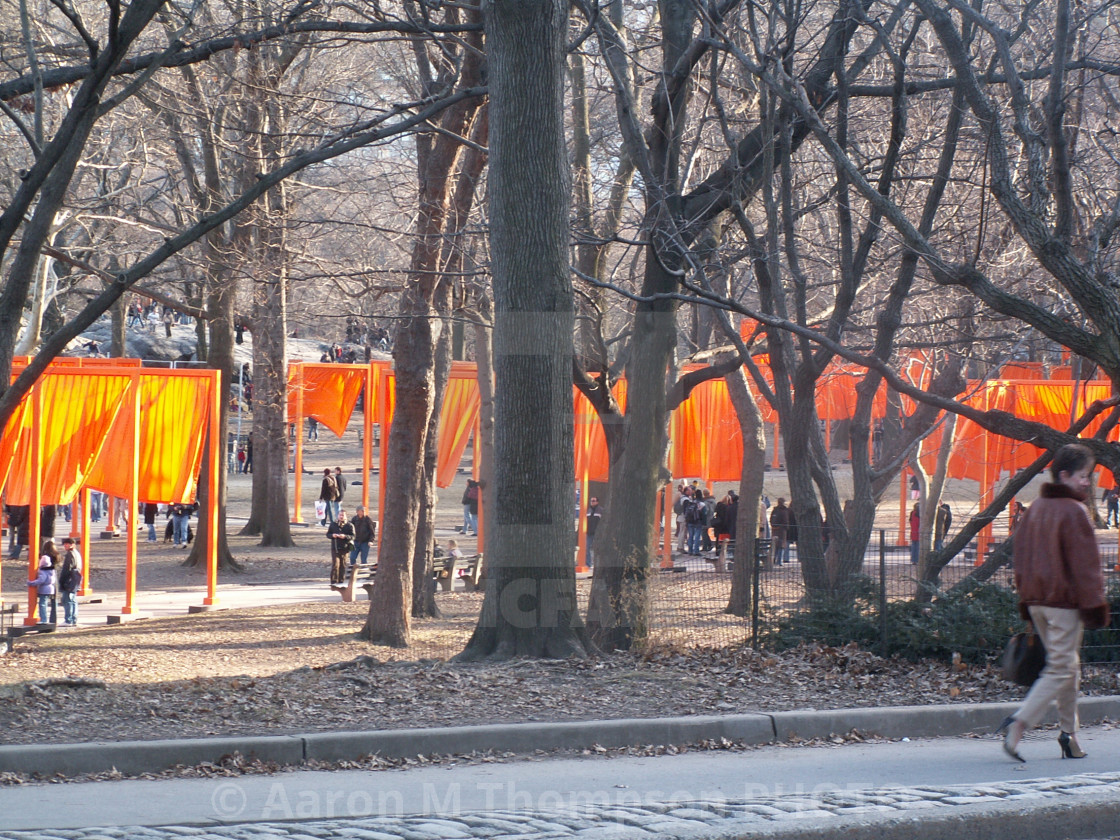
457, 0, 593, 660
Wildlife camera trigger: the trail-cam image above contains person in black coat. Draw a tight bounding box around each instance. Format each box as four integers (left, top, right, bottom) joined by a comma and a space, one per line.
326, 510, 355, 583
143, 502, 159, 542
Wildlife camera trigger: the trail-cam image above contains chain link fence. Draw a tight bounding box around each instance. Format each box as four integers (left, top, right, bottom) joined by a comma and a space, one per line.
637, 526, 1120, 680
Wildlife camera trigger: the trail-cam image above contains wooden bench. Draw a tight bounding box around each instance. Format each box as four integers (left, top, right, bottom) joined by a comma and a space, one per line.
4, 620, 55, 653
435, 553, 483, 592
330, 563, 376, 602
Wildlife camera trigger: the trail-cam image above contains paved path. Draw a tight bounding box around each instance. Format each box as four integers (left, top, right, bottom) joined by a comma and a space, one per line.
2, 725, 1120, 839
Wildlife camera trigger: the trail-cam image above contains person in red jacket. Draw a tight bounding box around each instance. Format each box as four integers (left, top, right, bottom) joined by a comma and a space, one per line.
999, 443, 1111, 762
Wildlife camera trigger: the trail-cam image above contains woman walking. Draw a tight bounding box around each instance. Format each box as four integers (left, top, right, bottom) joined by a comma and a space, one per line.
999, 444, 1111, 761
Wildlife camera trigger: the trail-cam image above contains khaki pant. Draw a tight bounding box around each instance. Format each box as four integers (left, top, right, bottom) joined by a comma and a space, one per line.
1016, 605, 1084, 733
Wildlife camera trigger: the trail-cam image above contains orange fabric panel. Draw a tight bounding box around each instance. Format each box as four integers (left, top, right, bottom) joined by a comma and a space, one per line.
999, 362, 1045, 380
287, 363, 366, 437
84, 373, 215, 504
0, 400, 28, 498
668, 377, 743, 482
573, 379, 626, 482
436, 371, 481, 488
3, 373, 132, 504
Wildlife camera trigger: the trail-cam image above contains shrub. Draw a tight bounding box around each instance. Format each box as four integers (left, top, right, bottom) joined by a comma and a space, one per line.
757, 578, 1022, 663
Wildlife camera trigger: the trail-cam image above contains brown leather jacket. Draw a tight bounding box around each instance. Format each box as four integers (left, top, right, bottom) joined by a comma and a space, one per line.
1012, 483, 1109, 628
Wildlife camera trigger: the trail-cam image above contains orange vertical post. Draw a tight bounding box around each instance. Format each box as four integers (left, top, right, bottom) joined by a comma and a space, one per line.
204, 370, 221, 606
102, 496, 118, 536
576, 473, 589, 572
292, 363, 305, 524
362, 362, 373, 511
977, 458, 995, 566
120, 371, 141, 615
377, 369, 390, 554
24, 383, 43, 625
771, 423, 781, 470
78, 488, 92, 596
660, 482, 674, 569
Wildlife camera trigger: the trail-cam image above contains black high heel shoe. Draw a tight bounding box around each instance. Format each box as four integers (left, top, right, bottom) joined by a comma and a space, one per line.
1058, 731, 1087, 759
996, 715, 1026, 763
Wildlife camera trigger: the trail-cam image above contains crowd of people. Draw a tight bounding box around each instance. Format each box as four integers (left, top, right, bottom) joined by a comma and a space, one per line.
125, 297, 191, 335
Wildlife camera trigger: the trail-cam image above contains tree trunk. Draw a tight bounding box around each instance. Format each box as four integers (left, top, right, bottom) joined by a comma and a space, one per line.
183, 278, 240, 572
242, 94, 294, 547
471, 295, 496, 564
457, 0, 591, 661
584, 255, 678, 651
724, 365, 766, 616
412, 298, 452, 619
243, 238, 294, 546
362, 3, 483, 646
361, 295, 436, 646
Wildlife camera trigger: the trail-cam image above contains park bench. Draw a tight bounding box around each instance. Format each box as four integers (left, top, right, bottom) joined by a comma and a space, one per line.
4, 618, 55, 654
434, 553, 483, 592
330, 563, 376, 602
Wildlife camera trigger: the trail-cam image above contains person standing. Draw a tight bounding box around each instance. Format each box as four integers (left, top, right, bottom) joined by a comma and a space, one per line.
89, 491, 103, 523
908, 503, 921, 565
1103, 486, 1119, 528
143, 502, 159, 542
307, 417, 319, 441
318, 468, 339, 525
58, 536, 83, 626
700, 490, 717, 554
461, 479, 480, 535
28, 541, 58, 624
934, 502, 952, 551
170, 501, 193, 548
461, 479, 479, 533
769, 498, 792, 566
683, 493, 705, 556
999, 443, 1111, 762
1009, 500, 1025, 535
674, 485, 691, 554
350, 505, 375, 567
333, 467, 347, 515
244, 432, 253, 474
585, 497, 603, 568
326, 509, 355, 584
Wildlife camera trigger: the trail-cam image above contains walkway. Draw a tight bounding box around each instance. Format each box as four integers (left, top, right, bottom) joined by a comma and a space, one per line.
1, 721, 1119, 839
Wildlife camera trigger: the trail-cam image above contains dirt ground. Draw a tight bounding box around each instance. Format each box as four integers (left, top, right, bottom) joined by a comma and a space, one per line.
0, 420, 1112, 767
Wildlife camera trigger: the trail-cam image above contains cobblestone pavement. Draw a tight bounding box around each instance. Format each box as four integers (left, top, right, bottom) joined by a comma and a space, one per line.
2, 771, 1118, 839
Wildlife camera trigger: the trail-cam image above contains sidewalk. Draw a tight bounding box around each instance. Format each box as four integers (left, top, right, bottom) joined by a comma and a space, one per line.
1, 706, 1119, 840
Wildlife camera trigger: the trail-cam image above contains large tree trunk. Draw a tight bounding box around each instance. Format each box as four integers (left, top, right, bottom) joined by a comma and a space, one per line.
361, 3, 483, 646
457, 0, 591, 661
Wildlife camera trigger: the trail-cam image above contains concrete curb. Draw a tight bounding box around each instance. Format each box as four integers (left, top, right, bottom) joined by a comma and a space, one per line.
2, 697, 1119, 778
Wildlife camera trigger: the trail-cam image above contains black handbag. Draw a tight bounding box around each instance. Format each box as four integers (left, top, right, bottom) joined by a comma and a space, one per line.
1001, 627, 1046, 687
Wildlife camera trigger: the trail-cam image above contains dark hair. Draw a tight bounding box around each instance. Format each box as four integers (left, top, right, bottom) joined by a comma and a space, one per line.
41, 539, 59, 562
1050, 443, 1094, 481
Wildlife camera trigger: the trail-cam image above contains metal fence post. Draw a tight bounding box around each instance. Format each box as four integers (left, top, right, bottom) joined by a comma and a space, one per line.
879, 529, 888, 656
751, 537, 767, 649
